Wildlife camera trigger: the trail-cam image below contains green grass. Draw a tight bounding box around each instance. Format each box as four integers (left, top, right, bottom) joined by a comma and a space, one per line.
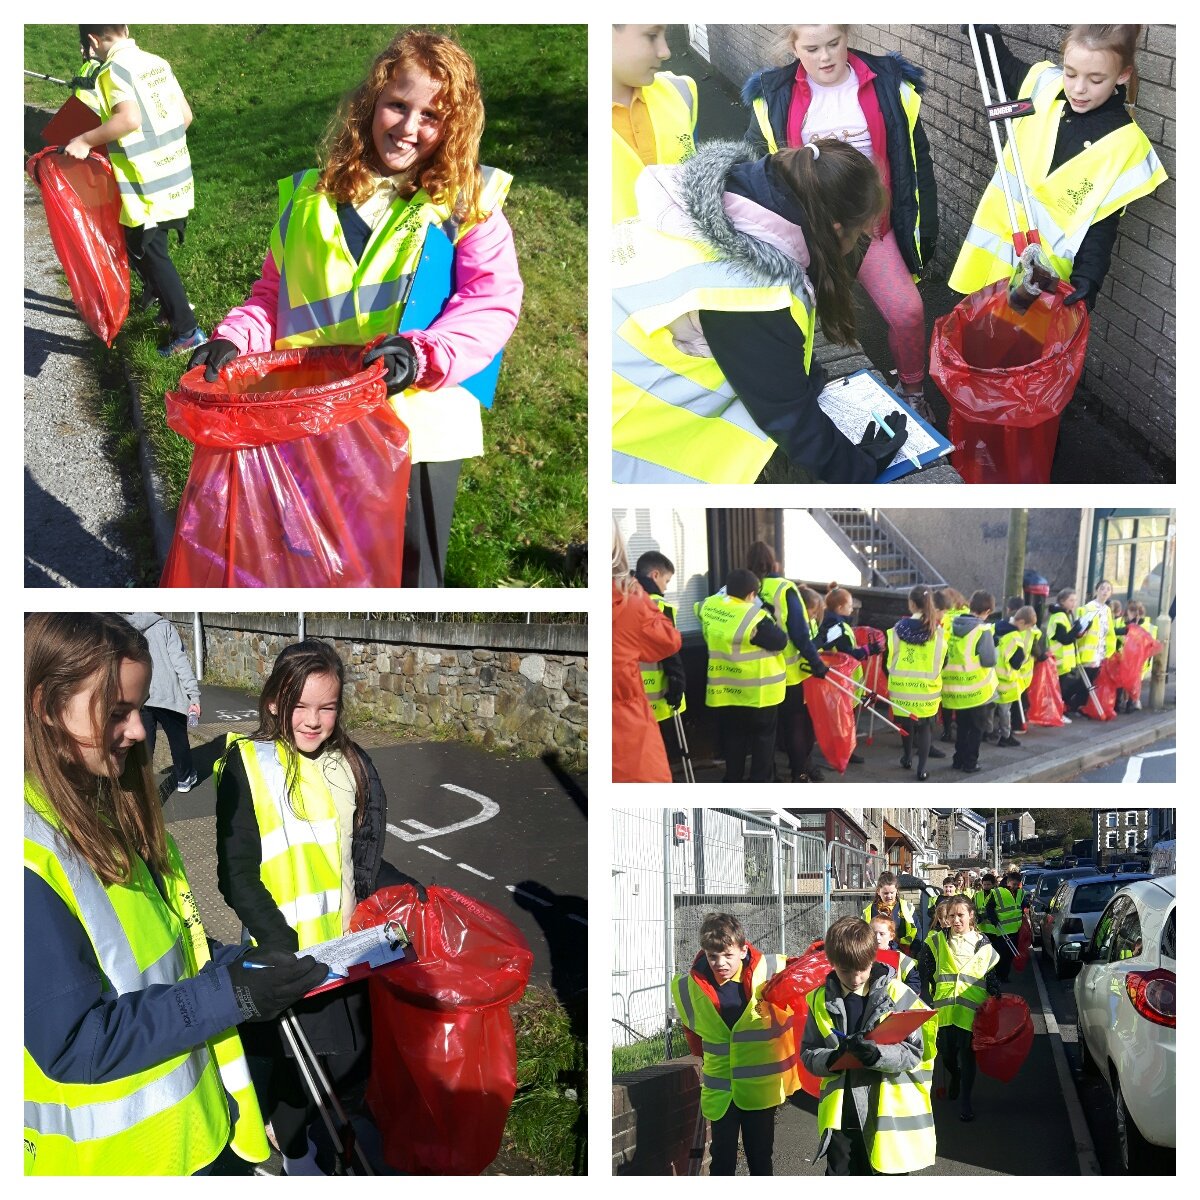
612, 1024, 690, 1076
23, 25, 586, 586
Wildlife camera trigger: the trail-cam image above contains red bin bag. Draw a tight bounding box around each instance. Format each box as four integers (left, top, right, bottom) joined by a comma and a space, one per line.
801, 652, 860, 773
972, 995, 1033, 1082
26, 147, 129, 346
351, 885, 533, 1176
1121, 624, 1165, 704
763, 941, 830, 1098
930, 280, 1089, 484
160, 346, 411, 587
1012, 918, 1034, 973
1026, 655, 1066, 727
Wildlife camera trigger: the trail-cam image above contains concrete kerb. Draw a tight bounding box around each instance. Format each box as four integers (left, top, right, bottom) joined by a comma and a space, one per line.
124, 365, 174, 571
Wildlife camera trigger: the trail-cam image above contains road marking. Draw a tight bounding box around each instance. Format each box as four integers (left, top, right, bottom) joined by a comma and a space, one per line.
457, 862, 494, 880
568, 913, 587, 926
418, 845, 451, 860
1121, 746, 1177, 784
214, 709, 258, 721
387, 784, 499, 842
1031, 950, 1102, 1175
400, 819, 435, 833
507, 885, 552, 908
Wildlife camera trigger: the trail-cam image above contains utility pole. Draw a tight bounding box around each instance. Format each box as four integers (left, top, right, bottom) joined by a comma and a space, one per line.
1004, 510, 1028, 603
1151, 514, 1176, 712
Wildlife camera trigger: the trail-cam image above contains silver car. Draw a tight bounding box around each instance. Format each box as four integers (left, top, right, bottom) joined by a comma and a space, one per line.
1041, 873, 1152, 978
1029, 866, 1096, 939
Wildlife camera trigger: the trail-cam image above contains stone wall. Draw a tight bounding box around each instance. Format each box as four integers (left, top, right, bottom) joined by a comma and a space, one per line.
613, 1059, 709, 1175
166, 613, 587, 766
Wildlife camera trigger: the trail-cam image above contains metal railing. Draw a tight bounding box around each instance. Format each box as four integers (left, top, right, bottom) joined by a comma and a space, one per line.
821, 508, 946, 589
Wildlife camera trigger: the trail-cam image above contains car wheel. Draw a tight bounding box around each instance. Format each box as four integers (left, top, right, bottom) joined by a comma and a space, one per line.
1053, 944, 1070, 979
1115, 1076, 1174, 1174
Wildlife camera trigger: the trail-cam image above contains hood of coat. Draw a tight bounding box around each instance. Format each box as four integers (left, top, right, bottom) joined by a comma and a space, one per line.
122, 612, 163, 634
634, 571, 664, 598
952, 613, 982, 638
895, 616, 935, 645
742, 48, 926, 111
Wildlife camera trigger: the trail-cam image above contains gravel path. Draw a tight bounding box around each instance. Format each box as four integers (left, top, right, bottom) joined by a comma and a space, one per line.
24, 172, 138, 587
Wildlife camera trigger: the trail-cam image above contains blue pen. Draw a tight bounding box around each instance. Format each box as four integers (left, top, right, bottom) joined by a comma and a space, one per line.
871, 406, 920, 472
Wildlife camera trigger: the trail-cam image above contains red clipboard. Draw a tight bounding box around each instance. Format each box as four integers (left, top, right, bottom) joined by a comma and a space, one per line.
830, 1007, 936, 1069
42, 96, 102, 147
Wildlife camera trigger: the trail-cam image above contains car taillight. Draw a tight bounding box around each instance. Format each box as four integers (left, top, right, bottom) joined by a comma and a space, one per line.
1061, 918, 1084, 934
1125, 969, 1175, 1029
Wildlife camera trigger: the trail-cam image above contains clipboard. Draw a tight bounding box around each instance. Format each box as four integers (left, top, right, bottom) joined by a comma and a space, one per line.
41, 95, 102, 147
829, 1007, 936, 1070
816, 369, 953, 483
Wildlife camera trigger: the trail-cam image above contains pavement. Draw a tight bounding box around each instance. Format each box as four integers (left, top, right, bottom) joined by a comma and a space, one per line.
663, 30, 1172, 484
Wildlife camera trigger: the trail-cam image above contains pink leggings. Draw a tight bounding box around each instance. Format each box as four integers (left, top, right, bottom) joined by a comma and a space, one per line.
857, 228, 927, 386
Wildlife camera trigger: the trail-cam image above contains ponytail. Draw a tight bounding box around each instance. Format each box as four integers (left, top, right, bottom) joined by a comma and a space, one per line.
909, 584, 937, 632
770, 141, 887, 346
826, 583, 853, 613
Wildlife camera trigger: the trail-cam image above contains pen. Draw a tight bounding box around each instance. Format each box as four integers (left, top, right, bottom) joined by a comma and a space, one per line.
871, 406, 921, 472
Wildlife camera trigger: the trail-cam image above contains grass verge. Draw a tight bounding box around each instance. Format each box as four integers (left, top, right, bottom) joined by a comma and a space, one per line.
612, 1024, 691, 1076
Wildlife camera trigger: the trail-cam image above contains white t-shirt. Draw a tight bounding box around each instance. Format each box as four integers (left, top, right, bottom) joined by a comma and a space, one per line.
801, 68, 874, 160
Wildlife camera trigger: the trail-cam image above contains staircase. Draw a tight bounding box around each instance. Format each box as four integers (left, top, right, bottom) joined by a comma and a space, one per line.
818, 509, 946, 590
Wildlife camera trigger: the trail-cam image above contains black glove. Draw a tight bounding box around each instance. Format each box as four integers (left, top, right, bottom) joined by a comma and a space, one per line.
188, 337, 238, 382
68, 74, 98, 91
858, 412, 909, 472
868, 640, 883, 656
227, 947, 329, 1022
845, 1032, 882, 1067
362, 334, 419, 395
809, 658, 829, 680
1064, 277, 1098, 310
961, 23, 1002, 40
664, 684, 684, 711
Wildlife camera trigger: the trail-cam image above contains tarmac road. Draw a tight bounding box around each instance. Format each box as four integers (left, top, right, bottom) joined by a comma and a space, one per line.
1070, 735, 1176, 782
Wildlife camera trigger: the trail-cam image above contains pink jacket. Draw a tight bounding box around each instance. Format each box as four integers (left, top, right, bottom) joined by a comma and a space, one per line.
213, 207, 523, 390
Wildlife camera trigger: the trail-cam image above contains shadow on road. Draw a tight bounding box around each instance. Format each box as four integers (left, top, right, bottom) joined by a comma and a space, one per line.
23, 467, 130, 588
541, 750, 586, 819
511, 878, 587, 1039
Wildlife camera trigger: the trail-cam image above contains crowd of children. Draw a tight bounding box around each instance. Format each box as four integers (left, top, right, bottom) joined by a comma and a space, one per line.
673, 868, 1033, 1174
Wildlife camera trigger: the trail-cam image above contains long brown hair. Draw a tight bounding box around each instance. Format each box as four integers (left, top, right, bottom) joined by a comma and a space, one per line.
1062, 25, 1142, 105
238, 640, 369, 826
908, 584, 938, 632
770, 140, 888, 346
25, 613, 166, 886
746, 540, 779, 579
319, 29, 486, 219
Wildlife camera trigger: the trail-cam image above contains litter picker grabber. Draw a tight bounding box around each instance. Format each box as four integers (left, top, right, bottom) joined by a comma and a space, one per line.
1075, 665, 1107, 721
823, 670, 909, 739
279, 1008, 376, 1176
828, 667, 921, 724
24, 69, 71, 85
672, 709, 696, 784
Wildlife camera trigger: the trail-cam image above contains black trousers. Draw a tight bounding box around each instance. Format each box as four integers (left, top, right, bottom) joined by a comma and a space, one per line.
722, 705, 779, 782
124, 219, 195, 338
402, 460, 462, 587
709, 1103, 776, 1175
937, 1024, 977, 1104
993, 929, 1015, 981
142, 705, 194, 779
1060, 669, 1089, 711
952, 704, 985, 769
898, 715, 934, 772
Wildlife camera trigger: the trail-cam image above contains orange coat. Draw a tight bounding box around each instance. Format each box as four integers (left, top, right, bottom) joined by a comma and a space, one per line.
613, 581, 683, 782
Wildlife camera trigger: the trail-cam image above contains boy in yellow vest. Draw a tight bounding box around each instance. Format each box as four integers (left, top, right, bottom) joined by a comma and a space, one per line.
673, 913, 796, 1175
943, 590, 998, 775
801, 916, 935, 1175
612, 25, 697, 222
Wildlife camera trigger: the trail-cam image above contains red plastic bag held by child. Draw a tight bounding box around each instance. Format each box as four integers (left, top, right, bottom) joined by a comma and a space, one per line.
763, 942, 831, 1098
161, 346, 411, 586
1012, 919, 1033, 972
351, 885, 533, 1175
1122, 623, 1165, 704
801, 651, 860, 773
1025, 655, 1066, 727
972, 994, 1034, 1082
26, 148, 129, 345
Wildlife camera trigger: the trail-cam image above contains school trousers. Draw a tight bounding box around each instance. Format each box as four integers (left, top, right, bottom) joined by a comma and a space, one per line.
402, 460, 462, 588
710, 1102, 776, 1175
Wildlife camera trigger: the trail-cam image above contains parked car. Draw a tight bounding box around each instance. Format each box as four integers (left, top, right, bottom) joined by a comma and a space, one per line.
1061, 876, 1175, 1173
1019, 868, 1045, 896
1041, 873, 1152, 978
1029, 866, 1096, 938
1113, 860, 1150, 874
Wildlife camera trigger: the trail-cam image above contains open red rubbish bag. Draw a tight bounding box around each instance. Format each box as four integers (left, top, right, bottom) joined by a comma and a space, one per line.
1025, 655, 1066, 727
351, 885, 533, 1175
972, 994, 1033, 1082
801, 651, 860, 774
26, 147, 129, 346
854, 627, 888, 702
161, 346, 411, 587
1121, 624, 1164, 704
763, 941, 830, 1097
930, 280, 1089, 484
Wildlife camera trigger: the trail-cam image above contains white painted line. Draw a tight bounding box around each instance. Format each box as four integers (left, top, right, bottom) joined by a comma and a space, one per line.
388, 784, 499, 842
401, 819, 435, 832
1030, 949, 1102, 1175
457, 862, 494, 880
507, 885, 552, 908
418, 845, 451, 860
568, 913, 588, 926
1122, 757, 1143, 785
1140, 748, 1176, 759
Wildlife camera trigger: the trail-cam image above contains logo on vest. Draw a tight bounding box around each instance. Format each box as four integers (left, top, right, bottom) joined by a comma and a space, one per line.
1058, 177, 1094, 216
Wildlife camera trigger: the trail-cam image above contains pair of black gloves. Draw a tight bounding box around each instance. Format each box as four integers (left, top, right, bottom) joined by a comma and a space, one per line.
838, 1031, 883, 1068
188, 334, 420, 392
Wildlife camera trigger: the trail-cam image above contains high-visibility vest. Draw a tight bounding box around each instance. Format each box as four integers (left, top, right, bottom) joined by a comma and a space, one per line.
1139, 621, 1160, 680
640, 594, 686, 720
613, 72, 697, 223
23, 782, 268, 1175
949, 61, 1168, 294
216, 736, 344, 949
95, 41, 195, 228
807, 977, 936, 1173
751, 78, 927, 278
974, 887, 1005, 937
697, 593, 787, 709
612, 198, 817, 484
994, 627, 1026, 704
927, 930, 999, 1032
757, 576, 810, 685
1105, 612, 1119, 659
671, 952, 797, 1119
863, 897, 919, 951
886, 624, 946, 718
72, 58, 105, 115
941, 623, 996, 710
992, 885, 1022, 935
1018, 626, 1041, 692
1076, 600, 1110, 668
1046, 610, 1078, 675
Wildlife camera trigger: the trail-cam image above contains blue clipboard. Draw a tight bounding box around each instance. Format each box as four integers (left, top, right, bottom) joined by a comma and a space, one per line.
401, 223, 502, 409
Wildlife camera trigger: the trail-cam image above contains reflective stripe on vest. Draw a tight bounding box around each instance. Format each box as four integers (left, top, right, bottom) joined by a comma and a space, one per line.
942, 624, 997, 709
758, 576, 810, 685
613, 72, 697, 222
928, 931, 999, 1032
1018, 626, 1041, 689
886, 625, 946, 718
612, 201, 816, 485
1047, 612, 1078, 674
23, 791, 233, 1176
863, 897, 918, 949
949, 62, 1167, 293
992, 886, 1023, 934
640, 595, 686, 720
994, 628, 1025, 703
1077, 601, 1110, 667
699, 594, 787, 708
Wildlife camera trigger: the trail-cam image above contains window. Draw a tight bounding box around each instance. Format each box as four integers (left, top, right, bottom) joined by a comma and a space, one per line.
1093, 896, 1128, 958
1126, 811, 1138, 827
1111, 907, 1143, 963
1161, 910, 1175, 961
1107, 813, 1118, 828
1107, 831, 1118, 848
1072, 882, 1122, 914
1126, 830, 1138, 849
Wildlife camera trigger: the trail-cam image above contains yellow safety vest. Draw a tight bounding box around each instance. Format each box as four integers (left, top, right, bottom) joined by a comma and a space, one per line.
941, 623, 996, 710
1046, 610, 1078, 675
612, 198, 816, 484
1076, 600, 1110, 668
640, 594, 686, 720
994, 627, 1026, 704
862, 897, 919, 950
950, 61, 1168, 294
217, 736, 344, 949
95, 40, 194, 228
886, 624, 946, 718
974, 887, 1005, 937
612, 72, 697, 223
23, 782, 267, 1175
751, 78, 927, 278
72, 59, 105, 116
757, 576, 810, 685
1105, 612, 1119, 659
927, 930, 999, 1032
697, 593, 787, 709
671, 952, 797, 1119
1018, 626, 1041, 692
806, 976, 937, 1174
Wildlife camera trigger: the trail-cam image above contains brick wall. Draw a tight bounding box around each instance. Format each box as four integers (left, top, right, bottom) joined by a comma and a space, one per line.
703, 24, 1176, 458
613, 1059, 710, 1175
